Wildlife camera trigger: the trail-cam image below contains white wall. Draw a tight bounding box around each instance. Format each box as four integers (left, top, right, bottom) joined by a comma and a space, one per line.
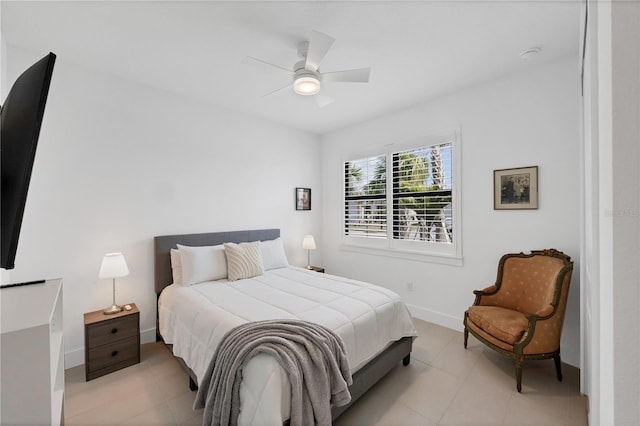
0, 8, 5, 99
610, 4, 640, 423
321, 57, 582, 366
582, 2, 640, 424
3, 46, 322, 367
608, 1, 639, 423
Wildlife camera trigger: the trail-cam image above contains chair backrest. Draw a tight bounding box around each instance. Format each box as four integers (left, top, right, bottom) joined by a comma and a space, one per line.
491, 250, 573, 316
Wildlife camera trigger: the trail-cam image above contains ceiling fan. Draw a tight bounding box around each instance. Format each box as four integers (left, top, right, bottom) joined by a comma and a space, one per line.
243, 30, 371, 107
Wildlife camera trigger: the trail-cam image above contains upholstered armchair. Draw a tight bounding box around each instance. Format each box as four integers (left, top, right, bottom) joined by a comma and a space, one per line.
463, 249, 574, 392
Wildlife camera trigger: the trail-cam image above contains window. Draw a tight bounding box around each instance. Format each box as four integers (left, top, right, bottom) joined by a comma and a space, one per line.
392, 144, 452, 243
343, 130, 460, 262
344, 155, 387, 238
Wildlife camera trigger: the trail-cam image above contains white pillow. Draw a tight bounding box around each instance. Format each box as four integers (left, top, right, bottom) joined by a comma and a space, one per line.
177, 244, 227, 286
260, 238, 289, 270
170, 248, 183, 286
224, 241, 264, 282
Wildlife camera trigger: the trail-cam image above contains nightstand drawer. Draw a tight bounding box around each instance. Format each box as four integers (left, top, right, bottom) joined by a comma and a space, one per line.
87, 336, 139, 372
87, 315, 138, 347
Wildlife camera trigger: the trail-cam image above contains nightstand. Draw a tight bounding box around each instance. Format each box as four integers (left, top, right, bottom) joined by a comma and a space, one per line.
307, 266, 325, 273
84, 303, 140, 381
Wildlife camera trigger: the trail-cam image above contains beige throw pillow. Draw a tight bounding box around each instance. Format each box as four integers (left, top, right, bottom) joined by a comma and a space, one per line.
224, 241, 264, 282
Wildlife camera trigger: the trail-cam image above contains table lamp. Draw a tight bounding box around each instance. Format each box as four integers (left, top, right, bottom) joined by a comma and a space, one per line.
302, 235, 316, 269
99, 252, 129, 315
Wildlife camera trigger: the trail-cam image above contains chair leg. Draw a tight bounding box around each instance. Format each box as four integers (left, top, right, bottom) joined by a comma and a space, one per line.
403, 354, 411, 366
515, 360, 523, 393
554, 354, 563, 382
464, 328, 468, 349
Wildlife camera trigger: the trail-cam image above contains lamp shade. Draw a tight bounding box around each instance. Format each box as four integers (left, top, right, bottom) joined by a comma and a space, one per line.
302, 235, 316, 250
99, 253, 129, 279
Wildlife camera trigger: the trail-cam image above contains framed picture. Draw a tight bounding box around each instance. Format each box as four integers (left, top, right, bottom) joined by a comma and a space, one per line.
494, 166, 538, 210
295, 187, 311, 211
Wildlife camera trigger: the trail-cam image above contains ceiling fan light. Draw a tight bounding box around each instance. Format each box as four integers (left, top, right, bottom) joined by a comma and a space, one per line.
294, 76, 321, 95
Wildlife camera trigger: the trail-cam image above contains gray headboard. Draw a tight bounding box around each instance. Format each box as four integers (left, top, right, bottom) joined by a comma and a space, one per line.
154, 228, 280, 294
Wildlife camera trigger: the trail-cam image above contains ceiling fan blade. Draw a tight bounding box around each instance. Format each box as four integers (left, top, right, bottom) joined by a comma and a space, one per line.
322, 67, 371, 83
261, 82, 293, 98
314, 92, 334, 108
242, 56, 293, 76
305, 30, 335, 72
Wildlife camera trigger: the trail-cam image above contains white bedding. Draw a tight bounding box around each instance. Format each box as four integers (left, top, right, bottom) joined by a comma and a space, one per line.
158, 266, 417, 425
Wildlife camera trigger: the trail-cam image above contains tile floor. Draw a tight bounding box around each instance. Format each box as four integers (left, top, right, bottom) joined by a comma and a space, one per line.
64, 318, 588, 425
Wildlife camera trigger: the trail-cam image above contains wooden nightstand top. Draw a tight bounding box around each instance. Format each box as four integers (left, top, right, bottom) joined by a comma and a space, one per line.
84, 303, 139, 325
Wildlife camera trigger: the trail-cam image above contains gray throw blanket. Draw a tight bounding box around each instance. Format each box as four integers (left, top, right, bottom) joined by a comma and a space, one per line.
193, 319, 353, 426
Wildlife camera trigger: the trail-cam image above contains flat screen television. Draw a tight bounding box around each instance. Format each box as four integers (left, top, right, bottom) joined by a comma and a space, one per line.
1, 52, 56, 271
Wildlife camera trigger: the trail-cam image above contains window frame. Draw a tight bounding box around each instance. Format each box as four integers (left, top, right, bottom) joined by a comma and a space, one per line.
341, 129, 462, 265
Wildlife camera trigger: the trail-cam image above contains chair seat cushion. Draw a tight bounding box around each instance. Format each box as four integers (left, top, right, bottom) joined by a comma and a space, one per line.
467, 306, 530, 345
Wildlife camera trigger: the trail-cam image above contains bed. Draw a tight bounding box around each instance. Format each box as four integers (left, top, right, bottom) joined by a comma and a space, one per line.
154, 229, 417, 424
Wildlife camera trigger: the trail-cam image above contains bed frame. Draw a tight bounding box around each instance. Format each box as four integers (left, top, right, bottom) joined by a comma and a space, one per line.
154, 228, 413, 421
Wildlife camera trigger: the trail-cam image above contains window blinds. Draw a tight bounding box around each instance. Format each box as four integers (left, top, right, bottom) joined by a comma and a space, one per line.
344, 155, 387, 238
392, 143, 453, 243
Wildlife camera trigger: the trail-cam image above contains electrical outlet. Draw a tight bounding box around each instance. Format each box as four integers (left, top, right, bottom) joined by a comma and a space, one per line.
407, 282, 414, 292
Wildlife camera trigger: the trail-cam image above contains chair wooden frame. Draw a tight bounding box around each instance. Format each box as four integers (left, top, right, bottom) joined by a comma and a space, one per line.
463, 249, 574, 392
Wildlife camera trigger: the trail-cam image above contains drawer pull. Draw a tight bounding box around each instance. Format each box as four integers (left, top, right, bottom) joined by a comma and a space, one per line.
111, 350, 119, 357
111, 328, 118, 334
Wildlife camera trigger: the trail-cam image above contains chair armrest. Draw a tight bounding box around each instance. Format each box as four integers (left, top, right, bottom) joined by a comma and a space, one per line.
473, 285, 498, 296
525, 313, 540, 323
473, 285, 498, 305
534, 304, 554, 319
520, 310, 563, 353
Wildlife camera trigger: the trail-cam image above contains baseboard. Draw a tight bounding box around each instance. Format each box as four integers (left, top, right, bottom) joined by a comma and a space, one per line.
64, 327, 158, 369
140, 327, 156, 345
65, 348, 85, 368
406, 303, 464, 332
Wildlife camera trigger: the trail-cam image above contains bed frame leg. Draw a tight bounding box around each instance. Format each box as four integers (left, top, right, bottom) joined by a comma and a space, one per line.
189, 377, 198, 391
402, 354, 411, 366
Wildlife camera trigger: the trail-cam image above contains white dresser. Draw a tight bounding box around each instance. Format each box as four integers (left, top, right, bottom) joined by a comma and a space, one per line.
1, 278, 64, 425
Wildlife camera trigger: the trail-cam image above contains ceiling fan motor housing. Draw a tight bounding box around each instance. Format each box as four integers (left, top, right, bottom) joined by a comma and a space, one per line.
297, 41, 310, 60
293, 59, 309, 73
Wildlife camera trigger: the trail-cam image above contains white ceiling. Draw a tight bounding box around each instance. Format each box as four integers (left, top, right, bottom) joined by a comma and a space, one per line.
2, 1, 580, 135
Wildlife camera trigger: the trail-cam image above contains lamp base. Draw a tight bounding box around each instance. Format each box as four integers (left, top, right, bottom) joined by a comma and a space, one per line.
103, 304, 123, 315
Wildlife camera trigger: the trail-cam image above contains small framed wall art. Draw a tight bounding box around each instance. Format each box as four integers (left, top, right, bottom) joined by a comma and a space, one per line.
493, 166, 538, 210
295, 187, 311, 211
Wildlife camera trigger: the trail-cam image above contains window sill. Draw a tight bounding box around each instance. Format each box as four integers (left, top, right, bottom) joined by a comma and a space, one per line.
339, 243, 463, 266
